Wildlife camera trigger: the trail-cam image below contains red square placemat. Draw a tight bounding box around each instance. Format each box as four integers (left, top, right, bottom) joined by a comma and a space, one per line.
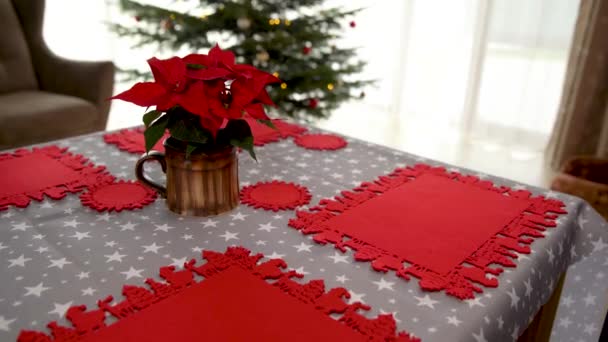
245, 118, 307, 146
103, 127, 167, 154
18, 247, 418, 342
0, 146, 114, 210
289, 164, 567, 299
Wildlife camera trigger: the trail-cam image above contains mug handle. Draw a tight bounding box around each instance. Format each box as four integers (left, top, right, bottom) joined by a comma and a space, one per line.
135, 151, 167, 198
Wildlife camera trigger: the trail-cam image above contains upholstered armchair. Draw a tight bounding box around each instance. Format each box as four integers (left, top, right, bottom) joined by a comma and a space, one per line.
0, 0, 114, 149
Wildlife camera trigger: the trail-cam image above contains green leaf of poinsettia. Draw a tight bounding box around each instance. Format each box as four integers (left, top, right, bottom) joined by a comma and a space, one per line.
168, 118, 209, 145
143, 110, 162, 128
230, 136, 257, 161
258, 119, 277, 130
185, 144, 197, 159
143, 114, 169, 152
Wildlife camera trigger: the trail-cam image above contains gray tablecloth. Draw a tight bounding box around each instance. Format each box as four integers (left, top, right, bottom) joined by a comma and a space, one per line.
0, 127, 607, 342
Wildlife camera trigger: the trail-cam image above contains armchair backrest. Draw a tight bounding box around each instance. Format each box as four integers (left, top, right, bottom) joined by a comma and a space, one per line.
0, 0, 38, 94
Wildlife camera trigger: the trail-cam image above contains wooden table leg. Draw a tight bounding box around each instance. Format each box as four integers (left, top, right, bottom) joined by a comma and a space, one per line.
518, 272, 566, 342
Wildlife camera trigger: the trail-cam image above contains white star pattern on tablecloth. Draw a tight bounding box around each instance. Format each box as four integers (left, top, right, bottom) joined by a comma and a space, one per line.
523, 278, 532, 298
120, 267, 144, 280
258, 222, 277, 232
154, 224, 174, 232
336, 275, 349, 283
0, 316, 16, 332
70, 231, 91, 240
76, 272, 89, 280
507, 287, 520, 309
348, 291, 366, 304
219, 231, 238, 241
372, 278, 395, 291
591, 237, 607, 252
415, 295, 438, 309
558, 316, 572, 328
63, 219, 81, 228
24, 283, 50, 297
266, 252, 285, 259
7, 255, 31, 268
104, 251, 127, 263
48, 258, 71, 269
121, 222, 137, 231
472, 328, 487, 342
328, 252, 348, 264
170, 257, 188, 268
293, 242, 312, 252
446, 315, 462, 327
81, 287, 96, 296
582, 293, 596, 306
230, 213, 247, 221
202, 218, 218, 227
142, 242, 163, 254
11, 223, 32, 231
48, 302, 73, 317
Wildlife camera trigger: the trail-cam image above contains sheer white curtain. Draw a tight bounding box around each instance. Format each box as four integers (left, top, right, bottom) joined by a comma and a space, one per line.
44, 0, 579, 161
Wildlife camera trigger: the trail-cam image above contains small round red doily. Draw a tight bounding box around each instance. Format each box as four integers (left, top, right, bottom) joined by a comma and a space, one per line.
80, 180, 157, 212
294, 134, 347, 151
240, 181, 312, 211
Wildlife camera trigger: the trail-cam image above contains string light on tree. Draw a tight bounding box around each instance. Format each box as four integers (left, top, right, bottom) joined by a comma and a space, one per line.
327, 83, 334, 91
237, 17, 251, 30
280, 83, 287, 89
256, 50, 270, 62
349, 21, 356, 28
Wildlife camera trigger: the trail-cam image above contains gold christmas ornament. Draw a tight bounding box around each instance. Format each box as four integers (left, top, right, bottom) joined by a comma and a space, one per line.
256, 51, 270, 62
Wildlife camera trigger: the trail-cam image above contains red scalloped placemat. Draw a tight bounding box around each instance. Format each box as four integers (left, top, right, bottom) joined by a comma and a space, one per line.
17, 247, 419, 342
0, 146, 114, 211
294, 134, 347, 150
80, 180, 157, 212
241, 181, 312, 211
245, 118, 308, 146
289, 164, 567, 299
104, 127, 168, 154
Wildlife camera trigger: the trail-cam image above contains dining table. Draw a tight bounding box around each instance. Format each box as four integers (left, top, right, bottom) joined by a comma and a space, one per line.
0, 121, 607, 342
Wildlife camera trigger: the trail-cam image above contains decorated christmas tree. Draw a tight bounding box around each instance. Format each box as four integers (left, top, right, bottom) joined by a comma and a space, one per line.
112, 0, 371, 121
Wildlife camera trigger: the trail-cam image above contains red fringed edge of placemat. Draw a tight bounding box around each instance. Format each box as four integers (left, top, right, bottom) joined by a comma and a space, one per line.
103, 127, 168, 154
0, 146, 115, 211
294, 134, 348, 150
246, 118, 308, 146
16, 247, 419, 342
80, 180, 157, 212
288, 164, 567, 299
240, 181, 312, 211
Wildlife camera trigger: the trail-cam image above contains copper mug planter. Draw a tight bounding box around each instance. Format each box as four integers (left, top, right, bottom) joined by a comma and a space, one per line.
135, 138, 239, 216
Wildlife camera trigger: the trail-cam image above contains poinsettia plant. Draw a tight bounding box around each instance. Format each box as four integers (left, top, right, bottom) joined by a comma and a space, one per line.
111, 44, 280, 159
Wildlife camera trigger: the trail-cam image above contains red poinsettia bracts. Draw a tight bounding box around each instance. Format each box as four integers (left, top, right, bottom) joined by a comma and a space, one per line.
111, 44, 280, 138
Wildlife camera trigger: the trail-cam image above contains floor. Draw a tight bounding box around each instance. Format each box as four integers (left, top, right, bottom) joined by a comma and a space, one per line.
107, 100, 555, 188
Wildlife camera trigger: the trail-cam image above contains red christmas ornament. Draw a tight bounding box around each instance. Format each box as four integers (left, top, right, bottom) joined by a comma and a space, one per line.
161, 19, 174, 30
308, 98, 319, 109
302, 46, 312, 55
135, 16, 142, 22
349, 21, 356, 28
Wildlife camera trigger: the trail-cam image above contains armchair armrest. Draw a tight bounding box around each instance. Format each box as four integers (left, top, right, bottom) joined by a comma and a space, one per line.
35, 51, 115, 128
